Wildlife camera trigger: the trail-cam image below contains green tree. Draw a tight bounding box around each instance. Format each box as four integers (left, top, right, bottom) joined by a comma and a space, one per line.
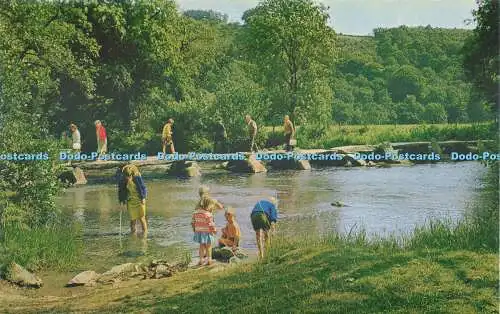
463, 0, 499, 114
423, 103, 448, 123
242, 0, 335, 124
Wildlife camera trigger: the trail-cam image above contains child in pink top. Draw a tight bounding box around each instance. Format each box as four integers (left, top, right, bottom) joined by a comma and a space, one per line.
192, 197, 217, 266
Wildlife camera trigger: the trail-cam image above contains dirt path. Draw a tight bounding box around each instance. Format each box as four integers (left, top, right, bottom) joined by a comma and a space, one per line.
0, 258, 256, 313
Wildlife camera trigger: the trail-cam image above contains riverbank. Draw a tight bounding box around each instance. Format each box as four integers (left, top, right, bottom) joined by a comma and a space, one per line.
264, 122, 495, 149
1, 241, 496, 313
0, 164, 497, 313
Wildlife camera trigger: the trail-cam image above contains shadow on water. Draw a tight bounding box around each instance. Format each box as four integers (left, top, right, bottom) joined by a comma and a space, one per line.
57, 162, 487, 268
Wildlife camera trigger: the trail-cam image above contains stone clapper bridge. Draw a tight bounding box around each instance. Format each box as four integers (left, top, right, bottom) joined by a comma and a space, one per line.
58, 140, 494, 185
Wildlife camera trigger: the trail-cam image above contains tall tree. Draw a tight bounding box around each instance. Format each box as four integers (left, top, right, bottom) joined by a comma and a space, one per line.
242, 0, 335, 124
463, 0, 499, 114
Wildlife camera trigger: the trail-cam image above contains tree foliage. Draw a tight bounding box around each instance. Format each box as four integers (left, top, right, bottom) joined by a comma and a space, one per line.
242, 0, 335, 124
463, 0, 499, 114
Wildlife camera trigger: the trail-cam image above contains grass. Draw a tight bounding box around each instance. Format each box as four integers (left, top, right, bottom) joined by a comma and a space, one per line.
12, 164, 495, 313
0, 223, 83, 272
263, 122, 496, 149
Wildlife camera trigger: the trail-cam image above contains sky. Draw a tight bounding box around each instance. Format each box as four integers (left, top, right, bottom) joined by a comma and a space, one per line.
176, 0, 477, 36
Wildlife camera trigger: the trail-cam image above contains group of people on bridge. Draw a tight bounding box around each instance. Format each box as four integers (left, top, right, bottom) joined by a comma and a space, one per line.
63, 120, 108, 156
64, 114, 296, 157
117, 164, 279, 263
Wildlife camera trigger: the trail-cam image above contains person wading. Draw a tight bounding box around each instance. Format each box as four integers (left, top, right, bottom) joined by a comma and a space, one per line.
95, 120, 107, 158
162, 118, 175, 154
118, 164, 148, 236
283, 115, 295, 152
245, 115, 258, 152
250, 197, 278, 259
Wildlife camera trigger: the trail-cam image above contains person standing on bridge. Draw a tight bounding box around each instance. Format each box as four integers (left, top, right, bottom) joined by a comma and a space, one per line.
95, 120, 107, 158
118, 164, 148, 236
213, 117, 227, 153
70, 123, 81, 152
245, 114, 258, 152
162, 118, 175, 154
283, 115, 295, 152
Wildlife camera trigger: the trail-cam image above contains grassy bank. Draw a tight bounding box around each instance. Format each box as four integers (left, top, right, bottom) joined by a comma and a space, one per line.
263, 122, 496, 149
8, 164, 495, 313
108, 165, 498, 313
0, 224, 83, 272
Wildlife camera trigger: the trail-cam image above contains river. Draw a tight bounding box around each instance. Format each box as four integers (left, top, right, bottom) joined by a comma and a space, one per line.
57, 162, 487, 269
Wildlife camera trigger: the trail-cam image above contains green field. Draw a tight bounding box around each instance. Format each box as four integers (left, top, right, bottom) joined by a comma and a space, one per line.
263, 122, 496, 149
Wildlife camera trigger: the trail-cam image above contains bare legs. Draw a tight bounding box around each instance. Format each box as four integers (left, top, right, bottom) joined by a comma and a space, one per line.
162, 142, 176, 154
198, 243, 214, 266
256, 229, 269, 259
130, 217, 148, 236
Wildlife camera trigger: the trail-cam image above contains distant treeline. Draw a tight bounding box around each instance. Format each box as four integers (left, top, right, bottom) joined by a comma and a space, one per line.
0, 1, 495, 154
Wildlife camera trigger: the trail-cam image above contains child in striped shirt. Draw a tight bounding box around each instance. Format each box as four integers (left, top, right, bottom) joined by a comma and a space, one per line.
192, 196, 217, 266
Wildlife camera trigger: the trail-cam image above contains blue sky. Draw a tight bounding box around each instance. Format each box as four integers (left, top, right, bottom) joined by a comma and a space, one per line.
176, 0, 477, 35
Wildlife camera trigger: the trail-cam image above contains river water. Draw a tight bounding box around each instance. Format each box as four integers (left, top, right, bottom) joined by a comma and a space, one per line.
57, 162, 487, 268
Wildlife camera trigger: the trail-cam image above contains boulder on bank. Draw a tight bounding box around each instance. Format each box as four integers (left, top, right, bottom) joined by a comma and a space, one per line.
58, 167, 87, 185
226, 155, 267, 173
144, 260, 188, 279
81, 260, 189, 286
168, 160, 201, 177
5, 262, 43, 288
269, 159, 311, 170
66, 270, 99, 287
212, 247, 249, 263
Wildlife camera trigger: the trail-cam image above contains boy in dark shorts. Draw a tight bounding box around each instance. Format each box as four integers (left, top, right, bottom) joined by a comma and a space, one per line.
250, 197, 278, 259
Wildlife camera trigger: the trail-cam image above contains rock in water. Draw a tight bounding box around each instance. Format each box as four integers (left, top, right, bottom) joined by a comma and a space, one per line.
227, 155, 266, 173
344, 154, 366, 166
331, 201, 345, 207
6, 262, 43, 288
168, 160, 201, 177
58, 167, 87, 185
73, 167, 87, 184
269, 159, 311, 170
66, 271, 99, 287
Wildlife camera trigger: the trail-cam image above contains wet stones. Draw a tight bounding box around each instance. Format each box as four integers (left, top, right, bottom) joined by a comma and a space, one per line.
226, 155, 267, 173
168, 160, 201, 177
58, 167, 87, 186
65, 260, 189, 288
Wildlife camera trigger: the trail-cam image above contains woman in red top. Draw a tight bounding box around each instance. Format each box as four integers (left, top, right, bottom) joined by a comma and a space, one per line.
95, 120, 107, 157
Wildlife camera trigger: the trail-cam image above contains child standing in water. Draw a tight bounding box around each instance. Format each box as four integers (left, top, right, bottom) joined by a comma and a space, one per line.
118, 164, 148, 236
192, 196, 217, 266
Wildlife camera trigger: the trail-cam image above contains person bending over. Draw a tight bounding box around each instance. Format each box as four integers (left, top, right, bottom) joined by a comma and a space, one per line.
250, 197, 278, 259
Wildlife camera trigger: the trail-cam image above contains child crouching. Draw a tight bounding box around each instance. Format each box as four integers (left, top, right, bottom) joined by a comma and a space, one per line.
218, 208, 241, 251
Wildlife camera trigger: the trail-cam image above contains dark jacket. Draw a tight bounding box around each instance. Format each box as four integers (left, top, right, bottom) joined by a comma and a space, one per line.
118, 175, 147, 204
